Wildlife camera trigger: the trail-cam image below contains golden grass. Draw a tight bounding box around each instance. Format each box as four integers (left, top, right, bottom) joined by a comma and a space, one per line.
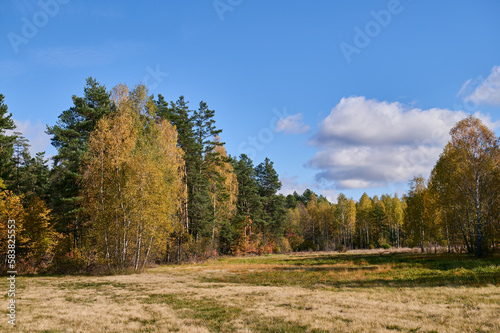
1, 250, 499, 332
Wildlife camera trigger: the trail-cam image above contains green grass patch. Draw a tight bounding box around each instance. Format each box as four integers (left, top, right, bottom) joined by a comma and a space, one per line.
59, 281, 127, 290
202, 252, 500, 288
143, 293, 328, 332
144, 293, 242, 332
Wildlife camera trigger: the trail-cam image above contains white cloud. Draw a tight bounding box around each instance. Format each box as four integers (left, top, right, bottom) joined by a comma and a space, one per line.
275, 113, 310, 134
308, 96, 496, 189
462, 66, 500, 106
319, 189, 339, 203
309, 145, 442, 189
457, 78, 472, 97
312, 96, 468, 147
279, 176, 311, 196
7, 119, 52, 158
279, 176, 339, 203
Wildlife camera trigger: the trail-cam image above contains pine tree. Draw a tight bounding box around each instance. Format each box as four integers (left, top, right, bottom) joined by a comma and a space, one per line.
189, 101, 224, 241
232, 154, 263, 250
10, 134, 50, 200
285, 194, 297, 209
157, 96, 224, 252
156, 95, 193, 257
10, 132, 29, 194
0, 94, 17, 184
300, 189, 314, 205
256, 157, 287, 241
46, 77, 113, 250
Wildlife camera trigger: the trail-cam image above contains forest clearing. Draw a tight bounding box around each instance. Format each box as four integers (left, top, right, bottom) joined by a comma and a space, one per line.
2, 3, 500, 332
2, 249, 499, 333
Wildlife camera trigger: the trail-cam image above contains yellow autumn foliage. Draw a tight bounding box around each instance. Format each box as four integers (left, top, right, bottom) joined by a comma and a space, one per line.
82, 84, 186, 271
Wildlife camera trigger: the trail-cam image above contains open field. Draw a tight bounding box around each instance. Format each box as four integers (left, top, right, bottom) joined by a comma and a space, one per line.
2, 249, 500, 332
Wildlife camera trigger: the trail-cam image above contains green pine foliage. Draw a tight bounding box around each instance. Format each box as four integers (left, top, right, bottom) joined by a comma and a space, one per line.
46, 77, 113, 250
1, 80, 499, 274
0, 94, 17, 184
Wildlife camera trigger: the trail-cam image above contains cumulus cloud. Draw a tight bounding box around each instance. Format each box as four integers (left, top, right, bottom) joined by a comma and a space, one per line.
312, 96, 468, 147
461, 66, 500, 106
275, 113, 310, 134
307, 96, 495, 189
309, 145, 442, 189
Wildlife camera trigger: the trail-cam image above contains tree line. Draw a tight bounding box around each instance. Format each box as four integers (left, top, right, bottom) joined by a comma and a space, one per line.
284, 116, 500, 257
0, 78, 288, 273
0, 78, 499, 273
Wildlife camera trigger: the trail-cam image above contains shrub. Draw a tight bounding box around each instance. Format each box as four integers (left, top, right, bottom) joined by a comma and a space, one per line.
297, 240, 315, 252
51, 248, 88, 274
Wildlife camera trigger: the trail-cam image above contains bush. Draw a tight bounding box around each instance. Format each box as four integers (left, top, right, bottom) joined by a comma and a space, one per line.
381, 243, 391, 249
51, 249, 88, 274
297, 240, 315, 252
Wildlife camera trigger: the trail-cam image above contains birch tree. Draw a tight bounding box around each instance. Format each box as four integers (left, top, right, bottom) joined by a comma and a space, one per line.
431, 116, 500, 256
82, 84, 186, 270
207, 143, 238, 250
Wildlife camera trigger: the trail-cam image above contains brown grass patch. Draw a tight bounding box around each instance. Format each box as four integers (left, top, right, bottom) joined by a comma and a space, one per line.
1, 250, 499, 332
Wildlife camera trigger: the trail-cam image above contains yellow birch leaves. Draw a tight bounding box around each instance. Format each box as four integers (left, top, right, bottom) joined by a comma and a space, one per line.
82, 84, 186, 270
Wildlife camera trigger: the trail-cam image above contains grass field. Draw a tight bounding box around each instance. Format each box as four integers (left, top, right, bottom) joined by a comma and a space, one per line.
2, 249, 500, 332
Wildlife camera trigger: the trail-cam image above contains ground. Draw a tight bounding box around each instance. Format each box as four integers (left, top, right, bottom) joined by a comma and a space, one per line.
1, 248, 500, 332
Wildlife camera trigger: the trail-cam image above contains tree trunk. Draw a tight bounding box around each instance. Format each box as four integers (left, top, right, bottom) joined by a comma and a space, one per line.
420, 220, 425, 253
476, 221, 483, 257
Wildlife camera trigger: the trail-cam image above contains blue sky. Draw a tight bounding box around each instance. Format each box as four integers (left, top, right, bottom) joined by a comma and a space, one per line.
2, 0, 500, 202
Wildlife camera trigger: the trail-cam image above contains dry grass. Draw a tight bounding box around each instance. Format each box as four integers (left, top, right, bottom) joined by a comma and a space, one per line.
1, 250, 499, 332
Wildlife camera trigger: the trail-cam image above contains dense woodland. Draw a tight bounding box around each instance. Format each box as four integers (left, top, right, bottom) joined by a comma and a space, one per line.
1, 78, 499, 273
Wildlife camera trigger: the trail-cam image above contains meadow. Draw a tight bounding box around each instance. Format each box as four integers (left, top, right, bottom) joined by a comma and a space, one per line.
1, 249, 499, 332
